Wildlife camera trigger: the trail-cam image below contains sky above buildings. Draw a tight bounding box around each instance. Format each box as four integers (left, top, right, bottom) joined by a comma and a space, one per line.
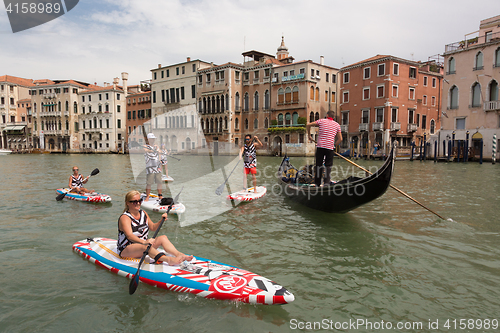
1, 0, 499, 86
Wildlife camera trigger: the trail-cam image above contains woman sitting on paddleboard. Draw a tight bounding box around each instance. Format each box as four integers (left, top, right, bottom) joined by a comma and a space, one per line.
117, 190, 192, 265
68, 166, 92, 194
239, 134, 263, 193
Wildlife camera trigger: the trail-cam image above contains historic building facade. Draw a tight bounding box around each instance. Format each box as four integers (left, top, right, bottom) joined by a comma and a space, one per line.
441, 15, 500, 160
339, 55, 443, 156
197, 38, 339, 156
0, 75, 33, 150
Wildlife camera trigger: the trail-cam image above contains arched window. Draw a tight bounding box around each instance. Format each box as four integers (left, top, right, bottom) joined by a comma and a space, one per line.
254, 118, 258, 129
225, 116, 228, 129
225, 94, 229, 111
219, 117, 222, 132
278, 88, 284, 104
203, 97, 207, 113
210, 118, 214, 132
450, 86, 459, 109
254, 91, 259, 110
430, 119, 435, 135
198, 98, 202, 113
309, 112, 314, 122
285, 112, 291, 126
310, 86, 315, 100
472, 82, 481, 107
292, 86, 299, 102
284, 87, 291, 103
215, 118, 219, 132
220, 94, 225, 112
244, 93, 249, 111
244, 118, 249, 130
315, 88, 320, 101
65, 101, 69, 112
65, 120, 69, 130
235, 92, 240, 111
58, 101, 61, 112
448, 57, 456, 74
475, 52, 484, 70
489, 80, 498, 101
315, 112, 319, 121
278, 113, 284, 126
264, 117, 269, 128
235, 117, 239, 129
216, 96, 220, 113
34, 103, 37, 113
496, 48, 500, 67
292, 112, 299, 125
264, 90, 270, 109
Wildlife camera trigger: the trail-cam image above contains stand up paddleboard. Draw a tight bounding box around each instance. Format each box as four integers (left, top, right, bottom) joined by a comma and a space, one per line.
140, 193, 185, 214
227, 186, 266, 202
161, 175, 174, 182
55, 188, 112, 203
73, 237, 294, 305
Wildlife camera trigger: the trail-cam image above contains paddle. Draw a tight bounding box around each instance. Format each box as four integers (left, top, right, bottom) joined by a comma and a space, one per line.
333, 151, 446, 220
56, 168, 100, 201
215, 160, 240, 195
129, 186, 184, 295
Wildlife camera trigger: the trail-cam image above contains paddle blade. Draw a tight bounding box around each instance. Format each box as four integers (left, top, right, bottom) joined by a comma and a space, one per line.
90, 168, 100, 176
215, 184, 225, 196
56, 192, 67, 201
129, 274, 140, 295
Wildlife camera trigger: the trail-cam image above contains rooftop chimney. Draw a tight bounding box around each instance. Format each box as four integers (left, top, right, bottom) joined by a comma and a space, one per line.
187, 57, 191, 62
121, 72, 128, 96
320, 56, 324, 65
158, 64, 161, 68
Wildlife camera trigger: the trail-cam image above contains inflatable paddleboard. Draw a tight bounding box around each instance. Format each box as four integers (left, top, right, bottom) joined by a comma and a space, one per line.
140, 193, 185, 214
162, 175, 174, 182
227, 186, 267, 202
73, 237, 294, 305
56, 188, 112, 203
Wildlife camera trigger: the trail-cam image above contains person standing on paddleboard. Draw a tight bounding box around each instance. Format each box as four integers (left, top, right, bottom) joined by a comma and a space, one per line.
306, 111, 342, 186
117, 190, 192, 265
160, 143, 169, 178
68, 166, 93, 194
144, 133, 163, 201
239, 134, 263, 193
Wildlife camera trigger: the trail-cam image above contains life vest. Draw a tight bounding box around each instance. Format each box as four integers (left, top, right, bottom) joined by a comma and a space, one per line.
117, 210, 149, 255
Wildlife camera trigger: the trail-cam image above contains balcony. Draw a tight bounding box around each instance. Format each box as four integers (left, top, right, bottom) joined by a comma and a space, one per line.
407, 123, 418, 132
359, 123, 369, 132
390, 122, 401, 131
484, 101, 500, 111
445, 30, 500, 54
372, 122, 384, 131
340, 124, 349, 133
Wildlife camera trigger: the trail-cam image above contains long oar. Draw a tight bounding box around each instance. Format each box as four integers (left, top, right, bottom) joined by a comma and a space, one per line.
215, 160, 240, 195
56, 168, 100, 201
333, 151, 446, 220
129, 187, 184, 295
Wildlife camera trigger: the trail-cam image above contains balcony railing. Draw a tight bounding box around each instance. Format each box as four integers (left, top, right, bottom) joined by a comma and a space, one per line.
359, 123, 369, 132
445, 30, 500, 53
407, 123, 418, 132
372, 122, 384, 131
390, 122, 401, 131
484, 100, 500, 112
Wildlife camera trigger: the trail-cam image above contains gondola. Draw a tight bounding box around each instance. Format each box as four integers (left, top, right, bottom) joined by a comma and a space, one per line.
277, 144, 395, 213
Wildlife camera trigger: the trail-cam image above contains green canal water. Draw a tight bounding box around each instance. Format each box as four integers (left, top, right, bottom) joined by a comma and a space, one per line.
0, 153, 499, 332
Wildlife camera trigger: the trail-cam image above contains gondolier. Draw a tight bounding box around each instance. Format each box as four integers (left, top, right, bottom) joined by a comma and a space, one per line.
306, 111, 342, 186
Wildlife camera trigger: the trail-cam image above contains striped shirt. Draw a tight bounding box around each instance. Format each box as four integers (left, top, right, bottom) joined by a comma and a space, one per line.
71, 174, 84, 188
243, 143, 257, 168
316, 118, 341, 150
117, 210, 149, 255
144, 145, 161, 174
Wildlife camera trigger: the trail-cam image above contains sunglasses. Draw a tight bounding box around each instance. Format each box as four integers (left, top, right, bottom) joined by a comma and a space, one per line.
129, 199, 143, 204
73, 169, 79, 171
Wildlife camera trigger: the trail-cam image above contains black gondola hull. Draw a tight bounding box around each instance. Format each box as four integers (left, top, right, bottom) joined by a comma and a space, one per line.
278, 146, 395, 213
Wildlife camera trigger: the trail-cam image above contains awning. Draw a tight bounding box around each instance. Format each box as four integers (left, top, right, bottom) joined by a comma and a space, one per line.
3, 125, 26, 131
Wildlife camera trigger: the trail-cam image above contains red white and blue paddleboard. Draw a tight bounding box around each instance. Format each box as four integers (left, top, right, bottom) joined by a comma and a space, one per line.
73, 237, 294, 305
56, 188, 112, 203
